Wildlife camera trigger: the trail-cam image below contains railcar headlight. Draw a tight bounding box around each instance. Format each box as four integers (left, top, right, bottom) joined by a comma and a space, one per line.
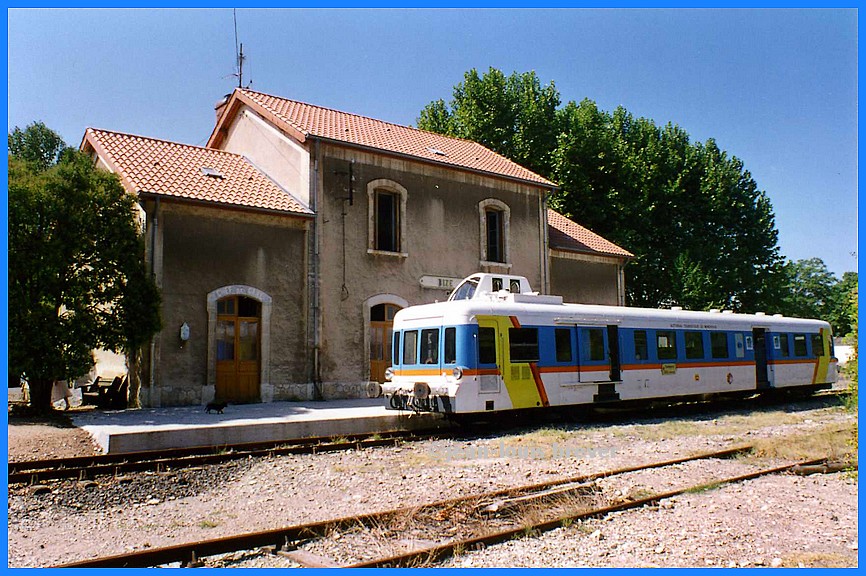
451, 367, 463, 380
414, 382, 431, 400
384, 367, 394, 381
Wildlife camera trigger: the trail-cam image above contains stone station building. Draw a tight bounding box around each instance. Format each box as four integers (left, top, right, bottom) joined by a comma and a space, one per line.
82, 88, 632, 407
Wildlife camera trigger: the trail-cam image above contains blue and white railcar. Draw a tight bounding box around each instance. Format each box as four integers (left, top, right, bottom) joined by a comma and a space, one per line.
382, 273, 836, 414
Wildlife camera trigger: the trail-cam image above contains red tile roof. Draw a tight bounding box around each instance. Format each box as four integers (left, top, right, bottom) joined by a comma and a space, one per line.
548, 209, 632, 259
82, 128, 312, 216
210, 88, 557, 188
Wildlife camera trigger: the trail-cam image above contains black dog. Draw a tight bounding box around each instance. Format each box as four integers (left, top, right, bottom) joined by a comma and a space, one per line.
205, 401, 227, 414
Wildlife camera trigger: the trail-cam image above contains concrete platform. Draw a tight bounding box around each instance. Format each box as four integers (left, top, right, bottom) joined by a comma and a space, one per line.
70, 399, 451, 454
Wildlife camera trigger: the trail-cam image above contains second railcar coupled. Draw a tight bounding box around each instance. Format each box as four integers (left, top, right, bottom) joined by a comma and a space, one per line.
382, 273, 836, 415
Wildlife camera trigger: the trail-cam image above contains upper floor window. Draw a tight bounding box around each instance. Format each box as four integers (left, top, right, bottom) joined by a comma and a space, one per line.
486, 208, 504, 263
375, 190, 400, 252
367, 179, 408, 256
478, 198, 511, 266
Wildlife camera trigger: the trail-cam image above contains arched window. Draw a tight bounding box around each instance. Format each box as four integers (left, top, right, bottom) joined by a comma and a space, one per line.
367, 179, 408, 256
479, 198, 511, 266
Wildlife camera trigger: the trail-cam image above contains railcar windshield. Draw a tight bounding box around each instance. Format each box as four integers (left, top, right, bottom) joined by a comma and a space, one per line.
449, 278, 478, 301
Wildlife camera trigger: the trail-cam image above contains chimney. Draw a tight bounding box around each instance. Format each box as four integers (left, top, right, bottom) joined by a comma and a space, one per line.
214, 93, 231, 123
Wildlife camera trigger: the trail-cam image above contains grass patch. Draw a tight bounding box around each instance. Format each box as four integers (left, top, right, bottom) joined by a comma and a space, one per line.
684, 480, 725, 495
745, 422, 858, 466
608, 409, 821, 442
198, 519, 219, 529
781, 552, 856, 568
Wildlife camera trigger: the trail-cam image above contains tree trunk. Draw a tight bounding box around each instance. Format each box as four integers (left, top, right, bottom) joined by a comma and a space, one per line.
126, 348, 141, 409
29, 378, 56, 413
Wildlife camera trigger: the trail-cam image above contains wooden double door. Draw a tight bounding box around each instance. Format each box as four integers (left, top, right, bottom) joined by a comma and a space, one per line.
216, 295, 261, 402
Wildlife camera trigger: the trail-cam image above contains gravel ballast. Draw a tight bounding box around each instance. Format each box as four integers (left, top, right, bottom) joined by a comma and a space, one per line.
7, 396, 858, 567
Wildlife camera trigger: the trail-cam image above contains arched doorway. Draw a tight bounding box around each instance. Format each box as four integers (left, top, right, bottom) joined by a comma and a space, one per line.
215, 295, 261, 402
369, 303, 401, 383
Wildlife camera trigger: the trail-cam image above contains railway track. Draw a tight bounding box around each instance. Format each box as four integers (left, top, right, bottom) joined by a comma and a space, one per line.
10, 389, 844, 486
53, 444, 824, 568
8, 430, 452, 484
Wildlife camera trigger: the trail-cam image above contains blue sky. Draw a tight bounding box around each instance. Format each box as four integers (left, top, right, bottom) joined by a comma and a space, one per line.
7, 8, 858, 277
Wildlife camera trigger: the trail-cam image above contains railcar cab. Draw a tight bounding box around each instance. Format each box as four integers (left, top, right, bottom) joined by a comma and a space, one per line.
448, 273, 535, 302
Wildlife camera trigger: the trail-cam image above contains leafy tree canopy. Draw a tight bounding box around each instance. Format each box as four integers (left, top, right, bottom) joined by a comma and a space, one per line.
8, 123, 161, 411
418, 67, 793, 312
8, 121, 70, 172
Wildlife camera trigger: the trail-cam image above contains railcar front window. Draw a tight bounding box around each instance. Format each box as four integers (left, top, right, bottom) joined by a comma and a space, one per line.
450, 279, 478, 301
393, 332, 401, 365
421, 329, 440, 364
444, 327, 456, 364
811, 334, 824, 357
685, 331, 705, 359
509, 328, 539, 362
403, 330, 418, 364
657, 331, 677, 360
478, 327, 497, 364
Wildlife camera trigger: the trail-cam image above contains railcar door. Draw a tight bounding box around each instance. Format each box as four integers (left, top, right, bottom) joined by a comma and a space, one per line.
577, 327, 607, 382
476, 318, 503, 401
607, 325, 621, 381
753, 328, 770, 390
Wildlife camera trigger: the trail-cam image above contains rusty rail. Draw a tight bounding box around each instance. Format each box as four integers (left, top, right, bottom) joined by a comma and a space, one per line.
53, 445, 754, 568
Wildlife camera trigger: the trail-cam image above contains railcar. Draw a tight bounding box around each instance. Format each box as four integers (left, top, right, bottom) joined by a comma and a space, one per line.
382, 273, 836, 415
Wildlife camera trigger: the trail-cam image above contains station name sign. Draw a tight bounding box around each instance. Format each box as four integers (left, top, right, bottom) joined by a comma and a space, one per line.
419, 275, 462, 291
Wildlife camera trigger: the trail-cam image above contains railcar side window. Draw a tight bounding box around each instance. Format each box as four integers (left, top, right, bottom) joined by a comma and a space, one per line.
403, 330, 418, 364
657, 331, 677, 360
685, 331, 705, 359
420, 329, 439, 364
634, 330, 648, 360
393, 332, 401, 365
811, 334, 824, 357
711, 332, 729, 359
509, 328, 539, 362
582, 328, 605, 361
793, 334, 807, 357
779, 334, 790, 357
555, 328, 572, 362
444, 327, 456, 364
478, 327, 497, 364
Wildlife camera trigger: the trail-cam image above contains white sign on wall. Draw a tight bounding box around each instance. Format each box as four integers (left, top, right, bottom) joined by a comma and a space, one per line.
419, 275, 462, 291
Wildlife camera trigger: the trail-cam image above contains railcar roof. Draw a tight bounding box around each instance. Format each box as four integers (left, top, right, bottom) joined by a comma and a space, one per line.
394, 298, 829, 332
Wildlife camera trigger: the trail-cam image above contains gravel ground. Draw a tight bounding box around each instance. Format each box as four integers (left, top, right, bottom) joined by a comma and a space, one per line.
7, 395, 858, 568
7, 407, 102, 462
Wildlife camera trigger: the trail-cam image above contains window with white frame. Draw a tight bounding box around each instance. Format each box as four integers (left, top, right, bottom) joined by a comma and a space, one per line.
367, 179, 408, 256
478, 198, 510, 266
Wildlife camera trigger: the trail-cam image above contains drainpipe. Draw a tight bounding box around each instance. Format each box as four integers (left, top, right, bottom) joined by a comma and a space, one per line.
310, 138, 322, 400
147, 197, 160, 402
540, 189, 551, 294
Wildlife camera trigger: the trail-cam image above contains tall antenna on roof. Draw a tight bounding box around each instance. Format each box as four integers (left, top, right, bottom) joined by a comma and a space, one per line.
231, 9, 251, 89
233, 9, 244, 88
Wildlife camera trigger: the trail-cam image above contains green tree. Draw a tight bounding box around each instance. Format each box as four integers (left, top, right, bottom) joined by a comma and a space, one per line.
780, 258, 838, 320
8, 121, 70, 172
8, 124, 161, 412
830, 271, 858, 337
418, 67, 560, 176
419, 67, 787, 312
